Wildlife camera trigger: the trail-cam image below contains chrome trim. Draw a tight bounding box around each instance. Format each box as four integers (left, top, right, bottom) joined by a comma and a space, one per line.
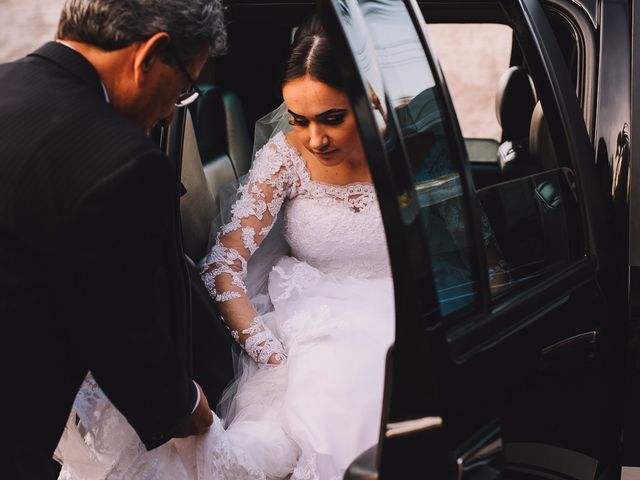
542, 0, 599, 139
541, 330, 596, 357
569, 0, 598, 28
456, 438, 503, 480
385, 416, 442, 438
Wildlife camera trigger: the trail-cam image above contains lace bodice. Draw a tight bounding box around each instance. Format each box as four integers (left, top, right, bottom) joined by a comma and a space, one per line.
283, 180, 389, 279
201, 132, 390, 364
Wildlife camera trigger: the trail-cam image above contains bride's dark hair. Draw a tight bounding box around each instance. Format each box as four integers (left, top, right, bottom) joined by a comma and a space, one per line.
283, 15, 344, 90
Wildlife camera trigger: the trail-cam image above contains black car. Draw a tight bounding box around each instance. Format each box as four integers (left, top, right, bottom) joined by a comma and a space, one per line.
165, 0, 639, 478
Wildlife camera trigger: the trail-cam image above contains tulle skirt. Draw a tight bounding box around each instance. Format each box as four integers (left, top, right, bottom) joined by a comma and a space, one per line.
56, 256, 395, 480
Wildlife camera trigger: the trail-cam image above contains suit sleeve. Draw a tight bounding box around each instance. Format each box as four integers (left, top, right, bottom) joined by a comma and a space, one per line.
56, 151, 196, 450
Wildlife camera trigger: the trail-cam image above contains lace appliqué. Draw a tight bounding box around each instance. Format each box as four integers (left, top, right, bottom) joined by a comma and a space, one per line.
202, 244, 248, 302
201, 131, 385, 365
194, 416, 268, 480
201, 137, 297, 306
287, 140, 376, 214
272, 261, 322, 302
301, 181, 376, 213
231, 315, 286, 365
292, 453, 319, 480
291, 452, 342, 480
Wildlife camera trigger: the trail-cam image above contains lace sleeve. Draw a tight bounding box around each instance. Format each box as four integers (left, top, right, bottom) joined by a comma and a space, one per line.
201, 139, 296, 365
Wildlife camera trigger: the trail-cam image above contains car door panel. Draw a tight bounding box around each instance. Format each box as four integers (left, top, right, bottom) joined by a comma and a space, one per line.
325, 0, 616, 477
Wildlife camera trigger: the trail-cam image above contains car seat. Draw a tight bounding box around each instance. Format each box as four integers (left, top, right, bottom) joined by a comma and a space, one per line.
180, 110, 217, 263
495, 66, 538, 179
528, 100, 558, 173
188, 85, 253, 218
179, 109, 236, 405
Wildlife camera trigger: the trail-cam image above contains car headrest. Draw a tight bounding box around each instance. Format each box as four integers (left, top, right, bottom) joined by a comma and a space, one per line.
495, 66, 537, 140
529, 101, 558, 171
190, 85, 252, 177
181, 110, 217, 263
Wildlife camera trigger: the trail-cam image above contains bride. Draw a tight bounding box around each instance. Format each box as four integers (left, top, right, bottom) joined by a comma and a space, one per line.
56, 16, 395, 480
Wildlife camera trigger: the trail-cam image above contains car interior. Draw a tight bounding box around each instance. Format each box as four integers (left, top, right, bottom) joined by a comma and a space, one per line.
165, 1, 606, 476
176, 0, 587, 315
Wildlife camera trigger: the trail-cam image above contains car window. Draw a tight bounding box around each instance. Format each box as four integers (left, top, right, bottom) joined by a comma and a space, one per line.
334, 0, 587, 319
429, 26, 585, 302
423, 21, 586, 302
335, 0, 480, 318
428, 24, 512, 144
477, 168, 583, 297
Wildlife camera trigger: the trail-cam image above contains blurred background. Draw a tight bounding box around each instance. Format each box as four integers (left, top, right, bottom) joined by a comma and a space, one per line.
0, 1, 509, 142
0, 0, 65, 62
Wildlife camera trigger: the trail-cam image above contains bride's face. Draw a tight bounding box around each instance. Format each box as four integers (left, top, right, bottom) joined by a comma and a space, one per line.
282, 75, 365, 167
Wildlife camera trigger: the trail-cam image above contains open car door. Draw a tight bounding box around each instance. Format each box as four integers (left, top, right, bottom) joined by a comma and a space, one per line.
321, 0, 620, 478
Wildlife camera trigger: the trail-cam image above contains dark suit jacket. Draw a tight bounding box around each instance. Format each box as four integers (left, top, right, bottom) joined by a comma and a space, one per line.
0, 42, 198, 479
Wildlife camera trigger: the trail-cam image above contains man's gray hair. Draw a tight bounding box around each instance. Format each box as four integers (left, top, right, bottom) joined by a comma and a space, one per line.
57, 0, 226, 63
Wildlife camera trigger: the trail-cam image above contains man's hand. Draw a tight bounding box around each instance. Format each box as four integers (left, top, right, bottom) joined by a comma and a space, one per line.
174, 382, 213, 437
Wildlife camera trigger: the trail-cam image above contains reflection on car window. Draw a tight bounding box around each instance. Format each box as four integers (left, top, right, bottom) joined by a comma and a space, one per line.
478, 168, 583, 298
358, 2, 435, 106
335, 0, 587, 321
354, 0, 480, 317
334, 0, 388, 131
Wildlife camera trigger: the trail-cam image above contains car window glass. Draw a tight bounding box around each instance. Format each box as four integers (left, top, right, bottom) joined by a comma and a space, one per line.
428, 24, 511, 144
332, 0, 389, 132
422, 21, 586, 301
477, 168, 582, 295
336, 0, 587, 316
428, 23, 512, 166
334, 0, 479, 318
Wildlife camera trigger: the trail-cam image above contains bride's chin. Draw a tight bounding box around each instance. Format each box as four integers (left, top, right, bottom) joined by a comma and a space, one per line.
312, 152, 342, 166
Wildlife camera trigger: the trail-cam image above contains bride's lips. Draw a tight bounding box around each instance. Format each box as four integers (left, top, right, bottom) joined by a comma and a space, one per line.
313, 149, 338, 159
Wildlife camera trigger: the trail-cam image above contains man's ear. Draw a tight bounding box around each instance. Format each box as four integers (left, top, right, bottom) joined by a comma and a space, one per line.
133, 32, 171, 86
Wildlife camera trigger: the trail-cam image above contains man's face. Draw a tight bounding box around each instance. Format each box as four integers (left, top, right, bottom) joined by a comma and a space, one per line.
114, 38, 208, 130
138, 49, 208, 130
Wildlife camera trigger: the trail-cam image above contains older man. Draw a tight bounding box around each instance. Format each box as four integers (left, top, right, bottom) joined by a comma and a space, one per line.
0, 1, 226, 478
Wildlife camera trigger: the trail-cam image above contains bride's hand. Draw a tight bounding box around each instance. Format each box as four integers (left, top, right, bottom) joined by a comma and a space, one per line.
237, 315, 287, 366
267, 352, 286, 366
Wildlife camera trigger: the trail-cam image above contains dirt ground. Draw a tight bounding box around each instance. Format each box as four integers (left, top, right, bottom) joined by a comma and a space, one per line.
0, 2, 510, 142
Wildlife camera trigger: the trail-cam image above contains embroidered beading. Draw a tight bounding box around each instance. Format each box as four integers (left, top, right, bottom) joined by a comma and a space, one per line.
231, 315, 286, 365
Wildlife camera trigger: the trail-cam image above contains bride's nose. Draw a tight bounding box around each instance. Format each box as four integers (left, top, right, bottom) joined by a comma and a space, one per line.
308, 123, 329, 150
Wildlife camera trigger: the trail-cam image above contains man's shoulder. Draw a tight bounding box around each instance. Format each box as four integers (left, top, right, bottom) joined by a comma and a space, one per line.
0, 48, 161, 162
58, 111, 171, 210
0, 46, 172, 209
45, 95, 165, 190
68, 102, 160, 163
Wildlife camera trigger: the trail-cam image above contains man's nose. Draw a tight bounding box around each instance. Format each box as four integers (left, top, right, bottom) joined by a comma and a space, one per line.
308, 124, 328, 150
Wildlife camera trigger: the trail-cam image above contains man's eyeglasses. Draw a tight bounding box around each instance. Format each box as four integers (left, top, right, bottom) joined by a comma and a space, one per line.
170, 50, 201, 107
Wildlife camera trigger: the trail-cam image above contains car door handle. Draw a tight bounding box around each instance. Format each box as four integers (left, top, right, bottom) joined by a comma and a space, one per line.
385, 416, 443, 438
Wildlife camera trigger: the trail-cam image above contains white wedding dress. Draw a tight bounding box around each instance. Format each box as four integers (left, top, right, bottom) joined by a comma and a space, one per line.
55, 132, 395, 480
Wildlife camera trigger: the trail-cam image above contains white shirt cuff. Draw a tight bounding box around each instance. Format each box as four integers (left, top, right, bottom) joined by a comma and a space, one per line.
191, 381, 200, 414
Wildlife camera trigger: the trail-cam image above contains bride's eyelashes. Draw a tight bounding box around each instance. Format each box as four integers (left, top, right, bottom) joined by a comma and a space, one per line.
289, 116, 309, 127
314, 109, 348, 126
288, 112, 347, 127
320, 113, 346, 125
